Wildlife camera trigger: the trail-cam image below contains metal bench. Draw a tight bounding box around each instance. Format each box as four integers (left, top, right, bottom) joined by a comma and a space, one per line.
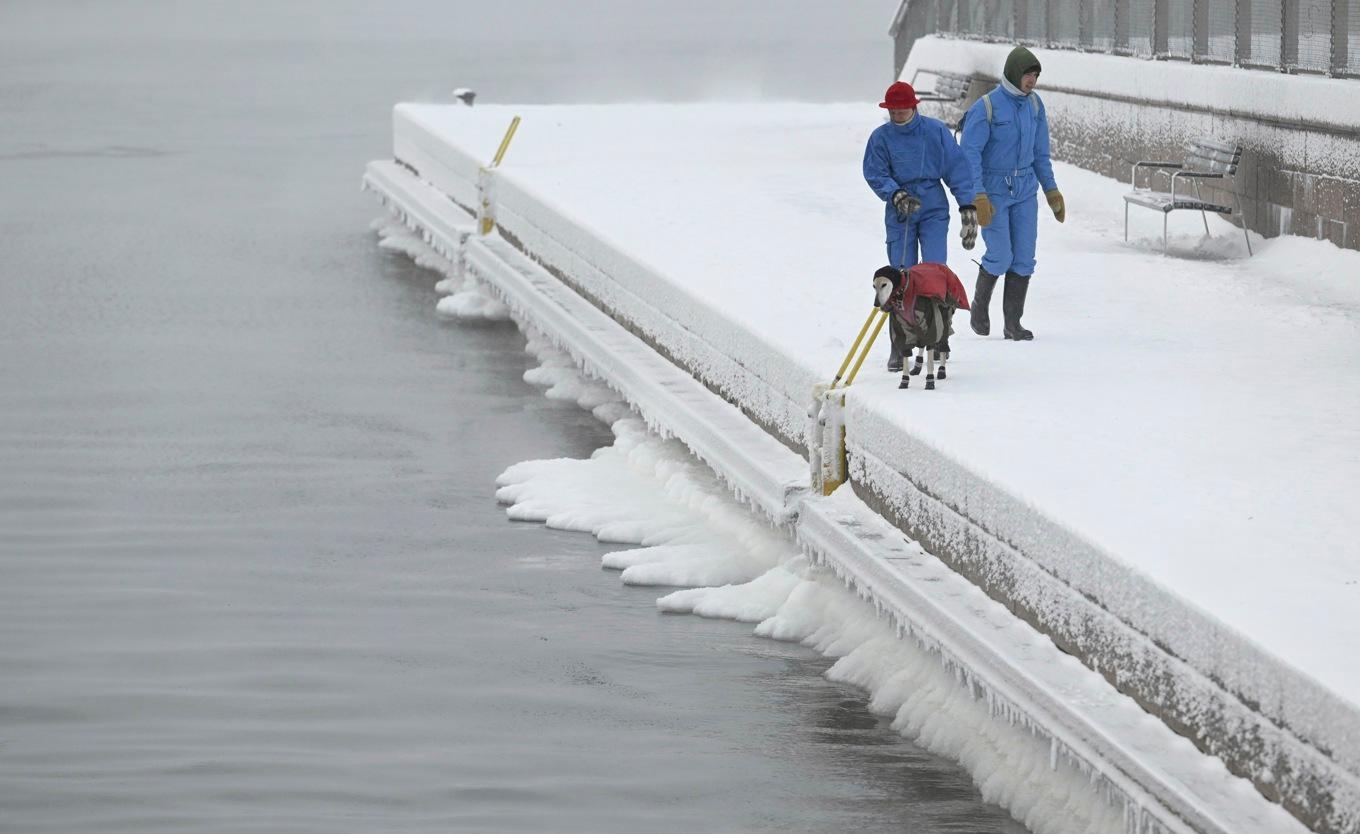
910, 69, 971, 134
1124, 138, 1252, 255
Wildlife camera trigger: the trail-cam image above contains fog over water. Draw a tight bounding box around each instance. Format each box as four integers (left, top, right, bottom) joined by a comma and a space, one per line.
1, 2, 1024, 831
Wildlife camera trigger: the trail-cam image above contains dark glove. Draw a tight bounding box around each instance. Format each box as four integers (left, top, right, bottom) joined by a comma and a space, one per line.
959, 206, 979, 251
891, 189, 921, 223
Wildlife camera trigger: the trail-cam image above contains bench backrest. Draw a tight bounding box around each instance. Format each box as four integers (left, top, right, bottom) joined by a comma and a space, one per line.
1185, 138, 1242, 176
930, 73, 970, 101
910, 69, 970, 102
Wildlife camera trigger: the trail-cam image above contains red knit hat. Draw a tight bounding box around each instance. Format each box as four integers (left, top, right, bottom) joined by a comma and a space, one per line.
879, 81, 920, 109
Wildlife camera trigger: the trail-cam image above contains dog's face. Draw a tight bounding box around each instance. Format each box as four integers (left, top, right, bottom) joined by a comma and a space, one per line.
872, 266, 903, 308
873, 275, 894, 308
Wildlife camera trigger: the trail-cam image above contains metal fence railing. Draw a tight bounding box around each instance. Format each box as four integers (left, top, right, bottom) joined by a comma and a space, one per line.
895, 0, 1360, 76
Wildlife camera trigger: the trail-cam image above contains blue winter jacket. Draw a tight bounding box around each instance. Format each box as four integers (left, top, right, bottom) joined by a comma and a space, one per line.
863, 114, 974, 223
960, 84, 1058, 200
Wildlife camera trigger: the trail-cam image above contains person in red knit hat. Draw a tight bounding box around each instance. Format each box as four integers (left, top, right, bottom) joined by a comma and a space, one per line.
863, 81, 978, 371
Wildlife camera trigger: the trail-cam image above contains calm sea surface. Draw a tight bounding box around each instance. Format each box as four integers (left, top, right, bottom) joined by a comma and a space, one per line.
0, 3, 1025, 831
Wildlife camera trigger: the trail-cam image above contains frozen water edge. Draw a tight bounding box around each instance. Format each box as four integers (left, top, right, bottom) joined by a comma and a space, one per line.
361, 162, 1315, 834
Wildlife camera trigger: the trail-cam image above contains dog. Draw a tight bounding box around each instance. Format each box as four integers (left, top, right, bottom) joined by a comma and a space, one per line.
873, 263, 971, 390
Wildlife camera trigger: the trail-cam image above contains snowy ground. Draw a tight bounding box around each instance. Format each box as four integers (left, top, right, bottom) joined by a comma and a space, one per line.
392, 100, 1360, 711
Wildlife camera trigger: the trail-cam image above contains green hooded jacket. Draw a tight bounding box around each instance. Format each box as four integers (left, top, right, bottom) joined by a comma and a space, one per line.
1003, 46, 1042, 88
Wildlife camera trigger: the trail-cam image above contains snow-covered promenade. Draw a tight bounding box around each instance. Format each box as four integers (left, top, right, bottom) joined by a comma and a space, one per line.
363, 98, 1359, 834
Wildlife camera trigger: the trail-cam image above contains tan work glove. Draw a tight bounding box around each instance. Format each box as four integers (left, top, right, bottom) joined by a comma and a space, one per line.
974, 193, 994, 227
1045, 188, 1065, 223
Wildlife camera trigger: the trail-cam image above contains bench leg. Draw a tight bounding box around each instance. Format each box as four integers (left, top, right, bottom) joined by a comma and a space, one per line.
1164, 213, 1169, 252
1233, 192, 1252, 256
1194, 180, 1211, 237
1124, 202, 1129, 242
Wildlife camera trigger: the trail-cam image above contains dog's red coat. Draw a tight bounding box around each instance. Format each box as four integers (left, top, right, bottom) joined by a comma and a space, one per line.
901, 262, 970, 313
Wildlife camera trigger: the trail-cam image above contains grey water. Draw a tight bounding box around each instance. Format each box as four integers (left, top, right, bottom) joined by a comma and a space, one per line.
0, 2, 1025, 831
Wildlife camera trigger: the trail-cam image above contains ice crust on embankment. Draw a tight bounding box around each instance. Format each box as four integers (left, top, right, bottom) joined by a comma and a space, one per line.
497, 338, 1129, 834
490, 334, 1303, 834
374, 218, 509, 321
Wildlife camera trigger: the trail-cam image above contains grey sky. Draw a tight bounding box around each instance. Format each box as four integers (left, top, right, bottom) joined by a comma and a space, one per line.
1, 1, 904, 102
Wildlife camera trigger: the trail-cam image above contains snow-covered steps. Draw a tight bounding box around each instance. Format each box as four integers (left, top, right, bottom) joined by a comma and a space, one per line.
363, 158, 1325, 834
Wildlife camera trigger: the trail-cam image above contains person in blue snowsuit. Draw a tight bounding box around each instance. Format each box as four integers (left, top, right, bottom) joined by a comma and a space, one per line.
863, 80, 978, 371
960, 46, 1066, 341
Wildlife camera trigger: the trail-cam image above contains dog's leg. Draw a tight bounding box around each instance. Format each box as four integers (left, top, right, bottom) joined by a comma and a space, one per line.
925, 348, 936, 390
909, 347, 923, 376
936, 347, 948, 380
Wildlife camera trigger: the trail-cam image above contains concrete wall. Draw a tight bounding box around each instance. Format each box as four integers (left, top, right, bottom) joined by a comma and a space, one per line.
1043, 84, 1360, 249
893, 32, 1360, 251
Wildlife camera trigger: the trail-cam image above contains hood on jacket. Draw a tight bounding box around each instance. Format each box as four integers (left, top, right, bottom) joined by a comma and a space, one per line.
1003, 46, 1041, 89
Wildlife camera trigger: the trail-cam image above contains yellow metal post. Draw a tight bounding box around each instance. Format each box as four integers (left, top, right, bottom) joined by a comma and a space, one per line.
842, 311, 887, 387
491, 116, 521, 168
480, 116, 522, 235
479, 208, 495, 236
823, 430, 847, 495
817, 307, 887, 496
830, 308, 881, 389
820, 389, 849, 496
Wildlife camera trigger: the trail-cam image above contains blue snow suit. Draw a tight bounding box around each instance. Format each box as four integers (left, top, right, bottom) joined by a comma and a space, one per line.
959, 82, 1058, 277
863, 114, 975, 270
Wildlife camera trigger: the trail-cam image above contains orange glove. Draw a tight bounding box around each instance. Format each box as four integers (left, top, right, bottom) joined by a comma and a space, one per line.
974, 193, 994, 227
1045, 188, 1065, 223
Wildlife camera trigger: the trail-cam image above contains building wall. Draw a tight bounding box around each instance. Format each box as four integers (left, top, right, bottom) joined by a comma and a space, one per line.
1043, 83, 1359, 248
892, 3, 1360, 251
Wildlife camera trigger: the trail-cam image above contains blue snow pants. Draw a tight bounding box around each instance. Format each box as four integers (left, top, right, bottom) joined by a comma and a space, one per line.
887, 208, 949, 270
979, 177, 1039, 277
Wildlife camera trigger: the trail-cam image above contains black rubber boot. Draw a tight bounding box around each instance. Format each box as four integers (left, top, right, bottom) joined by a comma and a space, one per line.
1002, 272, 1034, 341
971, 267, 999, 336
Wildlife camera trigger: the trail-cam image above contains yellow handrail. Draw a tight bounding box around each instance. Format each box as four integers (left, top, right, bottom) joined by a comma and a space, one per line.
842, 311, 887, 387
830, 308, 881, 388
480, 116, 522, 235
491, 116, 521, 168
